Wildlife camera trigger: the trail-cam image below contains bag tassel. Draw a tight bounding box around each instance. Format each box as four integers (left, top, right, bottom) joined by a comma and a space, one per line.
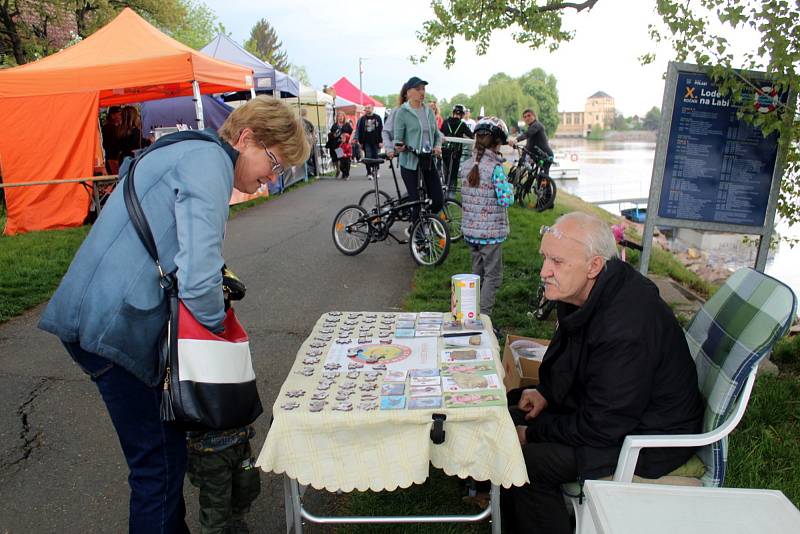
160, 367, 175, 422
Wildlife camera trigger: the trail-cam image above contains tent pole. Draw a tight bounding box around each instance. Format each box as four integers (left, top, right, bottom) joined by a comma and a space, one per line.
250, 88, 256, 99
192, 80, 205, 129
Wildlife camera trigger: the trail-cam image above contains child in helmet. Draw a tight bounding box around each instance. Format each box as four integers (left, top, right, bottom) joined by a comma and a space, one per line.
460, 117, 514, 319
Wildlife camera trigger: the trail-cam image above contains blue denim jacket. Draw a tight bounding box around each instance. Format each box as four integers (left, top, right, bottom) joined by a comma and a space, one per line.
39, 135, 236, 386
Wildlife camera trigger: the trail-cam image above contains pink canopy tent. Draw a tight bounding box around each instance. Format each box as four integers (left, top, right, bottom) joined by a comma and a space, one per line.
331, 77, 381, 107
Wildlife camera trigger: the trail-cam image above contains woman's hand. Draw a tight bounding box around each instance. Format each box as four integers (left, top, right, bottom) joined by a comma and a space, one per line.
518, 389, 548, 420
433, 146, 442, 157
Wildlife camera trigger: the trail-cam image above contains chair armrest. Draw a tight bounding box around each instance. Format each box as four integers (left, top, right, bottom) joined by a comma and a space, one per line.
612, 366, 758, 483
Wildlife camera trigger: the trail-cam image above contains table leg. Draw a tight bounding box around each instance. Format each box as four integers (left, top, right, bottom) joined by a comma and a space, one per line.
283, 475, 304, 533
490, 483, 501, 534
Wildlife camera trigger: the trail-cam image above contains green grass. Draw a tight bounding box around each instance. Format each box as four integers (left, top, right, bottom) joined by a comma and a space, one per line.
334, 190, 800, 530
0, 178, 315, 324
0, 222, 90, 322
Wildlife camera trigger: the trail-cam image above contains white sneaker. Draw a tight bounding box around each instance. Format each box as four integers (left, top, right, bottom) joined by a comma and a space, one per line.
404, 225, 411, 238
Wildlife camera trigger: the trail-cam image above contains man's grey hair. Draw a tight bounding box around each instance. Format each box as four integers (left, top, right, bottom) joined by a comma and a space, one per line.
554, 212, 619, 260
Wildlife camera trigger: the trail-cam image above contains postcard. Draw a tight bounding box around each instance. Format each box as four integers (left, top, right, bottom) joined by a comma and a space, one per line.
394, 328, 416, 338
397, 313, 417, 321
409, 368, 440, 377
408, 397, 443, 409
443, 391, 505, 408
441, 320, 463, 332
440, 348, 494, 363
415, 329, 441, 337
440, 362, 496, 375
381, 383, 405, 396
380, 395, 406, 410
396, 320, 417, 329
464, 319, 485, 330
442, 373, 501, 392
409, 376, 441, 387
409, 385, 443, 397
383, 370, 407, 383
418, 312, 444, 319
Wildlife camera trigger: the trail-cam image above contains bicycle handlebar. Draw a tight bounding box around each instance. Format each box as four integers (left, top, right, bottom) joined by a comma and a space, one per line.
514, 144, 553, 163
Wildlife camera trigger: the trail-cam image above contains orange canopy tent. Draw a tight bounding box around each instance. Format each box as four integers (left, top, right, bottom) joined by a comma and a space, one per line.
0, 8, 254, 235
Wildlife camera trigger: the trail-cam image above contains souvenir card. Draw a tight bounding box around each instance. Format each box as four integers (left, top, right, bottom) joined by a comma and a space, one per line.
418, 312, 444, 319
286, 390, 306, 398
409, 385, 443, 397
360, 393, 379, 401
440, 362, 496, 376
416, 317, 443, 325
409, 376, 441, 387
464, 319, 485, 330
358, 401, 379, 411
380, 395, 406, 410
408, 397, 443, 409
382, 313, 397, 318
441, 348, 494, 363
396, 320, 417, 329
397, 313, 417, 321
443, 391, 505, 408
414, 329, 440, 337
380, 383, 405, 396
383, 370, 408, 383
281, 402, 300, 410
443, 334, 485, 348
441, 320, 463, 332
394, 328, 416, 338
442, 373, 502, 392
409, 368, 440, 377
333, 401, 353, 411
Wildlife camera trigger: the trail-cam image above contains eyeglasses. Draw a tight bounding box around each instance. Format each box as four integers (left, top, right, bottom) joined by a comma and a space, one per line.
262, 145, 284, 176
540, 225, 588, 247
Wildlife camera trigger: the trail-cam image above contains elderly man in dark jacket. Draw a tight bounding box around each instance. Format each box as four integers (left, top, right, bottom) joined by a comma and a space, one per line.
502, 211, 704, 534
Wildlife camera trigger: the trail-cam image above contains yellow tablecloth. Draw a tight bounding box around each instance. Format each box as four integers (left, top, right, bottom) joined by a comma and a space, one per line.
256, 312, 529, 492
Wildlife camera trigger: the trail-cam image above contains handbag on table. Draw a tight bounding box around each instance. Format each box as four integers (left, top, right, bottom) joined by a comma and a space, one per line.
122, 132, 263, 431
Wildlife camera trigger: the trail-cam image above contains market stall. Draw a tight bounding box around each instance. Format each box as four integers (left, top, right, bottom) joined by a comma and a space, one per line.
0, 8, 254, 235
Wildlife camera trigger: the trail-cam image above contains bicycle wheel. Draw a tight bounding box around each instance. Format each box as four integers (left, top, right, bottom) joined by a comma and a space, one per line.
516, 170, 533, 207
409, 215, 450, 266
534, 176, 557, 212
332, 205, 371, 256
440, 199, 463, 242
358, 189, 392, 212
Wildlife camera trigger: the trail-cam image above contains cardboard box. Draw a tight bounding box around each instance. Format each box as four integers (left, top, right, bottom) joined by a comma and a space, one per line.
502, 335, 549, 391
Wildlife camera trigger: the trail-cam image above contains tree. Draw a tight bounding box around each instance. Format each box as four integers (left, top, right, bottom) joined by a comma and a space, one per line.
469, 78, 538, 132
414, 0, 599, 67
168, 0, 223, 50
642, 106, 660, 130
518, 68, 559, 134
416, 0, 800, 226
612, 113, 628, 131
244, 18, 289, 71
289, 64, 311, 85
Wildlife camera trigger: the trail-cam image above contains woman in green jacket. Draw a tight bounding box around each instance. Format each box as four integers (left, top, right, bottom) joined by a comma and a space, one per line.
391, 76, 444, 220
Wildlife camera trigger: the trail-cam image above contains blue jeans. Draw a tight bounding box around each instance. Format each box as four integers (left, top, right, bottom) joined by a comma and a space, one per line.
64, 342, 190, 534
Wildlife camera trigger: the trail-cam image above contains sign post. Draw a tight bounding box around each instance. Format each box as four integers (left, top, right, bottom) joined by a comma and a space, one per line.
639, 62, 791, 275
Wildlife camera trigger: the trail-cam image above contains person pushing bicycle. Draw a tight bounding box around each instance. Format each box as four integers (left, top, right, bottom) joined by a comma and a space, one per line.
512, 108, 553, 176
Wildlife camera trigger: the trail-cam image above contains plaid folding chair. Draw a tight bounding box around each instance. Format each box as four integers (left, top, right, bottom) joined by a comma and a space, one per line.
568, 268, 797, 532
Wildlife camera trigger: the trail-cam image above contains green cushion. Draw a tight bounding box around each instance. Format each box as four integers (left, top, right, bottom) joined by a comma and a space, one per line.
666, 454, 706, 478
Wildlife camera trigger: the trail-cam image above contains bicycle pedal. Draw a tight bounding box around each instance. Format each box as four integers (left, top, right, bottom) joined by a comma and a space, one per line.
398, 239, 409, 245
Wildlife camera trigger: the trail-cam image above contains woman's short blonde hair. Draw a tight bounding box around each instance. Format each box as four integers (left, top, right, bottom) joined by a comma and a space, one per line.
219, 96, 310, 166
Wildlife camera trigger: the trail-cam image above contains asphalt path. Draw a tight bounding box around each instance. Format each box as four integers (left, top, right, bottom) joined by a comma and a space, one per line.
0, 163, 417, 533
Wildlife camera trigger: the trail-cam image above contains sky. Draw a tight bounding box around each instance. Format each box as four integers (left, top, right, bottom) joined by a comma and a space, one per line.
198, 0, 758, 117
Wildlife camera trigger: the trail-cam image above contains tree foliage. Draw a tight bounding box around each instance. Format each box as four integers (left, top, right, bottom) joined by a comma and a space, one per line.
414, 0, 599, 67
289, 64, 311, 85
643, 106, 661, 130
416, 0, 800, 225
244, 18, 289, 71
0, 0, 220, 66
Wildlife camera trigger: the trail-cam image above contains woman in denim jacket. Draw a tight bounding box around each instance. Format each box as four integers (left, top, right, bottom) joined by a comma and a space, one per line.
39, 97, 308, 534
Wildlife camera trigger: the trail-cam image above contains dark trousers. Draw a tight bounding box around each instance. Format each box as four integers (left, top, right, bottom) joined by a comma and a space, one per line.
187, 441, 261, 534
339, 157, 351, 178
501, 405, 578, 534
442, 145, 463, 194
64, 342, 190, 534
362, 142, 380, 175
400, 164, 443, 220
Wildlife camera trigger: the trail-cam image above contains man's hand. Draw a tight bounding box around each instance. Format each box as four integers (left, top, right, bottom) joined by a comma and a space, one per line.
516, 425, 528, 446
386, 151, 395, 159
518, 389, 548, 420
433, 146, 442, 157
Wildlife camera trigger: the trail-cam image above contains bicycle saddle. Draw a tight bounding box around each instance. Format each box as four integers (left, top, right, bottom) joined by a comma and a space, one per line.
361, 157, 385, 166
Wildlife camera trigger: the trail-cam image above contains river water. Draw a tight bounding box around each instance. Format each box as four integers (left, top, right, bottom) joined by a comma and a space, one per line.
550, 138, 800, 302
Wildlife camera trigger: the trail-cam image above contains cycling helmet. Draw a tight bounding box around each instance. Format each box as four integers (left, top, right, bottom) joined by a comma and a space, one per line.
452, 104, 466, 115
474, 116, 509, 144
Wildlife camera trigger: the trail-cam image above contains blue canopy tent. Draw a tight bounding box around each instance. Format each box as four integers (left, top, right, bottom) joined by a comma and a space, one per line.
201, 34, 276, 92
141, 94, 233, 133
275, 70, 300, 98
